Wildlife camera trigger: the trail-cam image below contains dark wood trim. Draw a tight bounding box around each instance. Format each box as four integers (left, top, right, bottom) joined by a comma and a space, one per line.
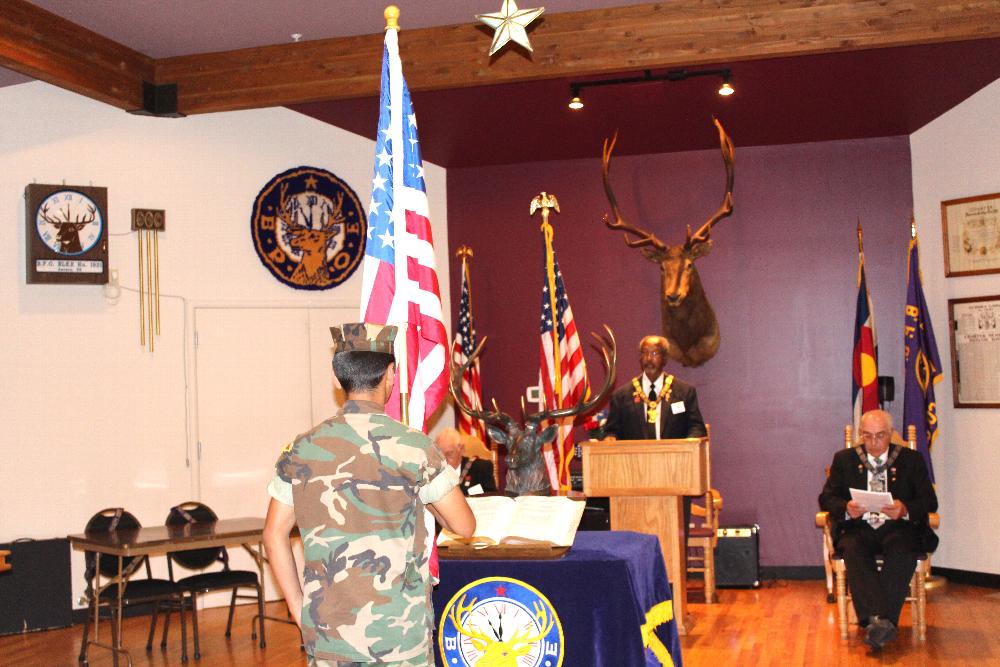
933, 566, 1000, 588
760, 566, 825, 580
3, 1, 1000, 116
0, 0, 153, 111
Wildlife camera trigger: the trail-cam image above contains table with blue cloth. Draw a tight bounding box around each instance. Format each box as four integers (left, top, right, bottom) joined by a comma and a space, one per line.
433, 530, 683, 667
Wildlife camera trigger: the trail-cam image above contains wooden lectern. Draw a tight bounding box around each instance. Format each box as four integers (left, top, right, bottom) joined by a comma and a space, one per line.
581, 438, 708, 635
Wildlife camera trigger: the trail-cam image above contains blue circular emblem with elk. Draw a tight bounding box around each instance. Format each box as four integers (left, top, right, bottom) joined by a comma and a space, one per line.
440, 577, 564, 667
251, 166, 366, 290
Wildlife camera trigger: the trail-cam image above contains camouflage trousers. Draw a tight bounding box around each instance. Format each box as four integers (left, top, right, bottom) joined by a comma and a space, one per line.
309, 647, 434, 667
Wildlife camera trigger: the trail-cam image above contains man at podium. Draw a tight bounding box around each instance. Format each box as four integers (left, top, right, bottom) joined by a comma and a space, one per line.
603, 335, 706, 441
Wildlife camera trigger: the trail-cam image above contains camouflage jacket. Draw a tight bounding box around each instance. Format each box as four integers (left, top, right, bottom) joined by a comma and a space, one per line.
273, 399, 457, 662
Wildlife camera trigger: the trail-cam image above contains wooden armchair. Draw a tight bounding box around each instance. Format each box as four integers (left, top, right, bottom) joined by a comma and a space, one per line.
687, 426, 723, 603
815, 425, 940, 640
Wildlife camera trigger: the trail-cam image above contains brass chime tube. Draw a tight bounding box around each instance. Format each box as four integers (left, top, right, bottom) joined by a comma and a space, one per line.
146, 229, 154, 352
137, 229, 146, 346
153, 229, 161, 335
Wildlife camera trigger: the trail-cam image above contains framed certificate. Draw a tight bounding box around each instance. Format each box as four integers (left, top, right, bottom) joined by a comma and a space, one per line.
941, 192, 1000, 277
948, 295, 1000, 408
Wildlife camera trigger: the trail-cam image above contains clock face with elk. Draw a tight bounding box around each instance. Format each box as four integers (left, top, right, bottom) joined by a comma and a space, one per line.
439, 577, 564, 667
25, 184, 109, 284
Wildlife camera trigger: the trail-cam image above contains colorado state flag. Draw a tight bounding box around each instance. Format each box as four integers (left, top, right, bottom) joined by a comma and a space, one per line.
852, 223, 879, 432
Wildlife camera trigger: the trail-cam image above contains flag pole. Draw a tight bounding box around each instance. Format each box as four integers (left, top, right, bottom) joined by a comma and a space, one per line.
385, 5, 409, 426
532, 192, 566, 493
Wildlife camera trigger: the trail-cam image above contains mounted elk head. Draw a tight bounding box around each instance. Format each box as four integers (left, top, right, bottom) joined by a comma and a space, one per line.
601, 118, 735, 367
450, 326, 617, 496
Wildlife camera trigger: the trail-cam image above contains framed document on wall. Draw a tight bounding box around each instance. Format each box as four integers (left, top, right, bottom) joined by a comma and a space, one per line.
948, 295, 1000, 408
941, 192, 1000, 277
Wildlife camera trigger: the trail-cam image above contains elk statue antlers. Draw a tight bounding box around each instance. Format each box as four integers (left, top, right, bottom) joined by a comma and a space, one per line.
450, 325, 617, 496
602, 117, 735, 367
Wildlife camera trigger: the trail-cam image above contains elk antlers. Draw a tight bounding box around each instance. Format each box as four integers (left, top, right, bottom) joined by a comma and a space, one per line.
601, 117, 735, 254
450, 325, 617, 427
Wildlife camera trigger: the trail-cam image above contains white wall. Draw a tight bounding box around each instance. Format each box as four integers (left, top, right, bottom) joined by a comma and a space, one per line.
0, 82, 452, 604
910, 78, 1000, 574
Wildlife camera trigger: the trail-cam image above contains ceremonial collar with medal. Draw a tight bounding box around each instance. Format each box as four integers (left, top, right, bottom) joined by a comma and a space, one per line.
854, 443, 902, 479
632, 374, 674, 424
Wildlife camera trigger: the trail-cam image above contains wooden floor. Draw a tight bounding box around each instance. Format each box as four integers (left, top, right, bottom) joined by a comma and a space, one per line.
1, 580, 997, 666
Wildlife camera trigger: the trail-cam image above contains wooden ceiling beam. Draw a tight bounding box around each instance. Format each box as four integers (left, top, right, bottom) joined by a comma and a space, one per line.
3, 1, 999, 116
0, 0, 153, 111
158, 0, 1000, 114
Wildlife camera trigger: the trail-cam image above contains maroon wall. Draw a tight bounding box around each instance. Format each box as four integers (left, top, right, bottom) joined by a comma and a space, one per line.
446, 136, 912, 567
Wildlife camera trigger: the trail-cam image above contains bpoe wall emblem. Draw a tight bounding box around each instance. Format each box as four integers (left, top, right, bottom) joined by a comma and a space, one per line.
440, 577, 564, 667
251, 166, 366, 290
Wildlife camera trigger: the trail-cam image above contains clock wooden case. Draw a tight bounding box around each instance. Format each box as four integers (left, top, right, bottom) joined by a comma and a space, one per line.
25, 183, 109, 284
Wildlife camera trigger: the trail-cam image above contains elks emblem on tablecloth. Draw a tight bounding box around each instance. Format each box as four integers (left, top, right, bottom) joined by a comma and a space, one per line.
440, 576, 564, 666
251, 166, 366, 290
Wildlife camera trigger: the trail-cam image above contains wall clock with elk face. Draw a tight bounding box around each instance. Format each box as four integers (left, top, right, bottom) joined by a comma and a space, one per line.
25, 184, 109, 284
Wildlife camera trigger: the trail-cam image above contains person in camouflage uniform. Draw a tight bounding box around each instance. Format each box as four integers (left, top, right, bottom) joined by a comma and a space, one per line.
263, 322, 475, 667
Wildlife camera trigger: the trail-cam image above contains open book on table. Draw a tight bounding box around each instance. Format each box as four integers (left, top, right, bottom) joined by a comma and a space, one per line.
437, 495, 586, 549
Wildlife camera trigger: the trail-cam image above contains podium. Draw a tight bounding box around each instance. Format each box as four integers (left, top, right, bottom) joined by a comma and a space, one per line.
581, 438, 708, 634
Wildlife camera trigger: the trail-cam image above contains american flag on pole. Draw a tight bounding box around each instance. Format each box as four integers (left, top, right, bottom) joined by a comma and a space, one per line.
360, 25, 448, 431
539, 250, 589, 492
852, 223, 879, 433
452, 258, 486, 441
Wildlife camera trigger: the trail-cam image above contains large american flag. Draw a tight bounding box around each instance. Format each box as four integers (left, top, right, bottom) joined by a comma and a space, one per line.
852, 225, 879, 434
452, 260, 486, 441
539, 250, 589, 492
360, 26, 448, 431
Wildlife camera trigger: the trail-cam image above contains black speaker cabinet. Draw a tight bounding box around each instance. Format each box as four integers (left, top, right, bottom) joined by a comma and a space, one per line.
0, 538, 73, 635
714, 525, 760, 588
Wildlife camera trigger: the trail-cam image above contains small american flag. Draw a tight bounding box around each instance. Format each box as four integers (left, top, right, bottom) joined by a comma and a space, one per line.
360, 26, 448, 431
452, 260, 486, 441
539, 250, 589, 492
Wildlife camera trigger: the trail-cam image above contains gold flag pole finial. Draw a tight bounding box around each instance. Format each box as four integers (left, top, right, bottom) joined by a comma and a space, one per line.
456, 245, 474, 261
910, 214, 917, 240
856, 219, 864, 253
384, 5, 400, 31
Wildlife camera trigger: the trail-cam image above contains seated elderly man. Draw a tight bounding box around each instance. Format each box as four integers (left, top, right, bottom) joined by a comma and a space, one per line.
435, 427, 498, 496
818, 409, 938, 650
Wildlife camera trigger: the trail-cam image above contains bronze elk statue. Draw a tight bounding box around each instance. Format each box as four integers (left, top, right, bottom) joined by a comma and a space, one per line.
601, 118, 735, 367
450, 326, 617, 496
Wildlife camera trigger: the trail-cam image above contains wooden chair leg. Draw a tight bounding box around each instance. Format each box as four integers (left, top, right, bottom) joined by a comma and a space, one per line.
835, 561, 849, 640
704, 544, 717, 604
915, 566, 927, 641
822, 542, 835, 603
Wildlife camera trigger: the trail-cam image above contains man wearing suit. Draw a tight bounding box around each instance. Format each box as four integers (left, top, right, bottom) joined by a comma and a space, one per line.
600, 335, 707, 542
819, 409, 938, 650
603, 335, 707, 441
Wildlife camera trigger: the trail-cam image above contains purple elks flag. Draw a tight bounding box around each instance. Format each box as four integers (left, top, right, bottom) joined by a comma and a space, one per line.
903, 235, 942, 482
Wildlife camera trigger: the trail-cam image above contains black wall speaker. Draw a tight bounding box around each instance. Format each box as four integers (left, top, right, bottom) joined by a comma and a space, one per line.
878, 375, 895, 403
714, 525, 760, 588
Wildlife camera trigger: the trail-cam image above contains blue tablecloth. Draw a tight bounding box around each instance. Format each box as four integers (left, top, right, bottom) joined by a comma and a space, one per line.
433, 531, 683, 666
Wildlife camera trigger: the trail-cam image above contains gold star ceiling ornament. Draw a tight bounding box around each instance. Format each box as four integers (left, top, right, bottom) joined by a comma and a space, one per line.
476, 1, 545, 56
